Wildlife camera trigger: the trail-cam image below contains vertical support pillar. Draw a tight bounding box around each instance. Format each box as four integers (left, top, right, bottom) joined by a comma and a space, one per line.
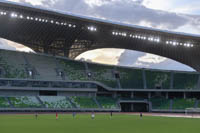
131, 103, 134, 112
142, 69, 147, 89
44, 46, 49, 54
170, 72, 174, 89
197, 74, 200, 90
131, 92, 134, 99
166, 92, 169, 99
148, 92, 151, 99
113, 92, 117, 98
43, 40, 53, 54
183, 92, 186, 99
63, 40, 70, 57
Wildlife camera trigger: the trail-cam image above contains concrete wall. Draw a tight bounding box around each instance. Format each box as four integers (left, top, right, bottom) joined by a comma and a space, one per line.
0, 90, 96, 97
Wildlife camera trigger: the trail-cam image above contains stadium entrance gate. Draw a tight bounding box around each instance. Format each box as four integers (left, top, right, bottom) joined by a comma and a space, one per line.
120, 100, 149, 112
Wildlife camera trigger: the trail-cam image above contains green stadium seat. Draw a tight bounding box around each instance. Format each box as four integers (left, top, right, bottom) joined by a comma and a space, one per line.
87, 63, 118, 88
0, 97, 10, 108
151, 98, 170, 110
172, 99, 195, 110
97, 96, 119, 109
0, 50, 27, 78
69, 96, 98, 108
59, 59, 88, 81
39, 96, 72, 109
146, 70, 171, 89
173, 73, 199, 90
117, 67, 143, 89
9, 96, 42, 108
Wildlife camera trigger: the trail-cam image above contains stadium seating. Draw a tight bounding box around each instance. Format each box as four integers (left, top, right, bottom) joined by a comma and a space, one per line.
0, 97, 10, 108
172, 99, 195, 110
173, 73, 199, 89
150, 98, 170, 110
117, 67, 143, 89
69, 96, 98, 108
97, 96, 119, 109
8, 96, 42, 108
0, 50, 27, 78
39, 96, 72, 109
146, 70, 171, 89
25, 53, 62, 80
59, 59, 89, 81
87, 63, 118, 88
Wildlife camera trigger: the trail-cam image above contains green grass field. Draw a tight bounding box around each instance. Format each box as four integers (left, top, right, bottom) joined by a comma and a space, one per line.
0, 113, 200, 133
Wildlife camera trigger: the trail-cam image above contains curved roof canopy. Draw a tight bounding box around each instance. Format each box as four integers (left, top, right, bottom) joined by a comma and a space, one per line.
0, 1, 200, 71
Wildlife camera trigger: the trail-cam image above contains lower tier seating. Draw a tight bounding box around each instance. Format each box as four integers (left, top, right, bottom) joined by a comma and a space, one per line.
172, 99, 195, 110
39, 96, 72, 109
8, 96, 42, 108
69, 96, 98, 108
0, 97, 10, 108
97, 96, 119, 109
151, 98, 170, 110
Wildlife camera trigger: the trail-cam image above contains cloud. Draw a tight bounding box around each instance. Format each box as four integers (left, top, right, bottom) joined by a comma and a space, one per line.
8, 0, 191, 30
0, 38, 34, 53
142, 0, 200, 15
0, 39, 16, 51
76, 48, 125, 65
76, 48, 195, 71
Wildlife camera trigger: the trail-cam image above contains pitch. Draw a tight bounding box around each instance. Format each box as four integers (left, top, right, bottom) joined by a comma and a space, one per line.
0, 113, 200, 133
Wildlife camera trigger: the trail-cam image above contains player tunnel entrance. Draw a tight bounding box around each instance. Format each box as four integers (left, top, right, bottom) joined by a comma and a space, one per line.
120, 101, 149, 112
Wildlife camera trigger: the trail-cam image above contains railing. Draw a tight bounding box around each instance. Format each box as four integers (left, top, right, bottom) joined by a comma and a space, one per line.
0, 78, 97, 89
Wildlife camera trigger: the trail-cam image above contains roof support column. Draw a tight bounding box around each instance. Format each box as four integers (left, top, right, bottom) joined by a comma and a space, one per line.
148, 92, 151, 99
131, 92, 134, 99
142, 69, 147, 89
166, 92, 169, 99
197, 74, 200, 90
43, 40, 53, 54
183, 92, 186, 99
170, 72, 174, 89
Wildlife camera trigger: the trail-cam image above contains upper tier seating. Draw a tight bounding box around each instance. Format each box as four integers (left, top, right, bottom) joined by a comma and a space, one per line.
87, 63, 118, 88
0, 97, 10, 108
172, 99, 195, 110
39, 96, 72, 109
69, 96, 98, 108
146, 70, 171, 89
173, 73, 199, 89
25, 53, 62, 80
0, 50, 27, 78
117, 67, 143, 89
59, 59, 88, 81
97, 96, 119, 109
0, 49, 199, 91
151, 98, 170, 110
9, 96, 42, 108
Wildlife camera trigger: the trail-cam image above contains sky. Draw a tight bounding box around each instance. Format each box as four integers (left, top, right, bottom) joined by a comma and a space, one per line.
1, 0, 200, 71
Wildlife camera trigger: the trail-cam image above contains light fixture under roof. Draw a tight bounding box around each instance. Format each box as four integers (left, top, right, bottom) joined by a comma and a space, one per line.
88, 26, 97, 31
10, 13, 17, 18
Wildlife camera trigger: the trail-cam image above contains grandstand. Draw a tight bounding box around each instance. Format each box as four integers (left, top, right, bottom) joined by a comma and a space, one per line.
0, 49, 199, 112
0, 1, 199, 113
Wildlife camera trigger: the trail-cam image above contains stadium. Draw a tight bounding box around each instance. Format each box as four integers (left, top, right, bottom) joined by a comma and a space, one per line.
0, 1, 200, 133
